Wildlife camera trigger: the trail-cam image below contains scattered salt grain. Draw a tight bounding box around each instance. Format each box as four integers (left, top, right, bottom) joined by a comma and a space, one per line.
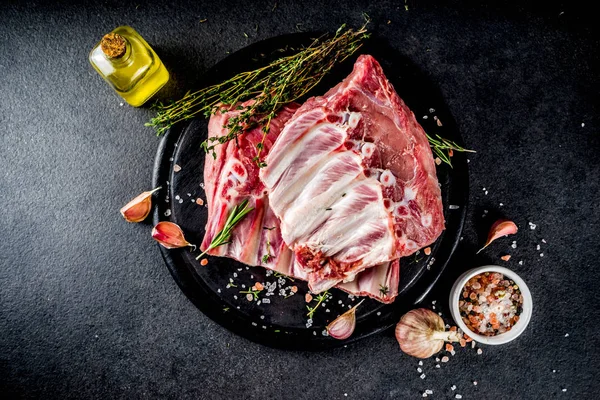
542, 239, 547, 243
326, 309, 330, 313
262, 298, 270, 304
429, 108, 435, 113
422, 393, 427, 398
178, 198, 183, 204
173, 164, 182, 172
175, 195, 180, 200
344, 394, 348, 397
251, 322, 257, 326
473, 381, 478, 386
485, 190, 488, 195
432, 300, 437, 305
511, 241, 517, 249
449, 204, 460, 210
500, 203, 504, 206
420, 373, 426, 379
529, 222, 537, 230
313, 331, 317, 336
450, 350, 456, 356
451, 385, 456, 391
471, 341, 476, 349
233, 295, 238, 300
425, 389, 433, 395
455, 395, 462, 399
565, 333, 569, 337
435, 364, 440, 369
119, 102, 124, 106
467, 159, 470, 163
419, 361, 423, 366
417, 368, 423, 373
536, 244, 541, 250
423, 115, 429, 119
552, 370, 556, 373
233, 273, 238, 278
540, 253, 544, 257
477, 348, 483, 355
581, 122, 585, 127
164, 209, 171, 217
262, 325, 266, 329
441, 356, 449, 363
377, 311, 381, 316
562, 388, 567, 392
435, 358, 440, 362
217, 289, 221, 293
519, 260, 523, 265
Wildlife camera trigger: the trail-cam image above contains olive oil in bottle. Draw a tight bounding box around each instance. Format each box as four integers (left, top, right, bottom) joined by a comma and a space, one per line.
89, 26, 169, 107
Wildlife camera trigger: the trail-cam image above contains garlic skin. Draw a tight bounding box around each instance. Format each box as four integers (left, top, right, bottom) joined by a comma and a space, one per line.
327, 300, 364, 340
152, 221, 195, 250
120, 187, 161, 223
477, 219, 518, 254
395, 308, 461, 359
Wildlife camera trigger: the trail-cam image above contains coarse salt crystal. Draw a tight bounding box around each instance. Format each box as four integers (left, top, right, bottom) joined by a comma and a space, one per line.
565, 333, 569, 337
582, 123, 585, 127
425, 389, 433, 394
500, 203, 504, 206
477, 348, 483, 355
419, 361, 423, 366
164, 209, 171, 217
423, 115, 429, 119
420, 373, 426, 379
552, 370, 556, 373
233, 273, 238, 278
473, 381, 478, 385
429, 108, 435, 113
529, 222, 537, 230
542, 239, 547, 243
519, 260, 523, 265
435, 358, 440, 362
435, 364, 440, 368
451, 385, 456, 391
251, 322, 257, 326
455, 395, 462, 399
540, 253, 544, 257
537, 244, 541, 250
377, 311, 381, 316
485, 190, 488, 195
441, 356, 449, 363
422, 394, 427, 398
178, 199, 183, 204
417, 367, 422, 373
562, 388, 567, 392
432, 300, 437, 305
449, 205, 460, 210
175, 195, 180, 200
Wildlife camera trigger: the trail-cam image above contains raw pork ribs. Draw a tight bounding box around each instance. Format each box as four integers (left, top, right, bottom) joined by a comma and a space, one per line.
260, 55, 444, 293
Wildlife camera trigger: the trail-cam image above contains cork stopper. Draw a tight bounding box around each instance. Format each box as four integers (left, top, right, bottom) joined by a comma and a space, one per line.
100, 33, 126, 58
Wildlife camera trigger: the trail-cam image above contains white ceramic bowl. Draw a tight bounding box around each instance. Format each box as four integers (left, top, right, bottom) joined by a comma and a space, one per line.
449, 265, 533, 345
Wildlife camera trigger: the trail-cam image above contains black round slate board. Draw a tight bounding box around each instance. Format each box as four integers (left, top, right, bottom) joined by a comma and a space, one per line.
152, 32, 469, 350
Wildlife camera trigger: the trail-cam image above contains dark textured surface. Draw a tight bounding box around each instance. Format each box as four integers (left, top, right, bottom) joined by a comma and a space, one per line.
1, 1, 598, 399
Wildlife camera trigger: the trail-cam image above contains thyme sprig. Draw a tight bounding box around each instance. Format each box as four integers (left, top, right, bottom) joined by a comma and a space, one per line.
427, 133, 475, 167
306, 291, 330, 319
196, 199, 254, 259
146, 22, 370, 166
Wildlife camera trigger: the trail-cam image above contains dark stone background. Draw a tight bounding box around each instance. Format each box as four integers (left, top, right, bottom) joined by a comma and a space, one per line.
1, 1, 598, 398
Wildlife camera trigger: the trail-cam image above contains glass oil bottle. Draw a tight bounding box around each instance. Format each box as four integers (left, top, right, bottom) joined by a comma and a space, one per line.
89, 26, 169, 107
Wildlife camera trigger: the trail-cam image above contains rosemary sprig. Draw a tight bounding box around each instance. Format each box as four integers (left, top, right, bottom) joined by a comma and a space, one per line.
379, 285, 389, 296
306, 291, 330, 319
196, 199, 254, 259
427, 133, 475, 167
146, 22, 370, 166
273, 271, 294, 282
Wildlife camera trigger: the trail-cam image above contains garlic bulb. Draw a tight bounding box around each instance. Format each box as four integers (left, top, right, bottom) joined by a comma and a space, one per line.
327, 300, 365, 340
151, 221, 196, 250
395, 308, 461, 359
120, 187, 161, 223
477, 219, 518, 254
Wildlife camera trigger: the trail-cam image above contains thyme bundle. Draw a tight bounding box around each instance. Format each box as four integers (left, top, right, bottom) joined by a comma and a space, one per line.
146, 23, 370, 166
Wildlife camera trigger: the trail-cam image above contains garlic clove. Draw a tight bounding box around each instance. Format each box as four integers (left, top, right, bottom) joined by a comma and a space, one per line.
327, 299, 365, 340
152, 221, 195, 250
120, 187, 161, 223
477, 219, 518, 254
395, 308, 461, 359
